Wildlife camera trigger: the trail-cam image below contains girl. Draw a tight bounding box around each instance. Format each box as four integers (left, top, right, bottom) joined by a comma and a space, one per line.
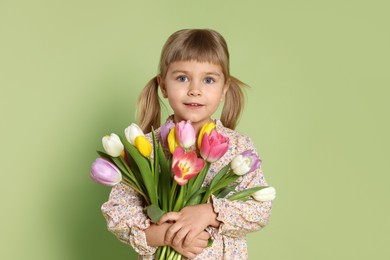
101, 29, 272, 259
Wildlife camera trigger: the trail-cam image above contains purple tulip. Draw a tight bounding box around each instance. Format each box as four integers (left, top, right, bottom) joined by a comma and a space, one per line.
160, 122, 175, 147
231, 150, 262, 175
90, 158, 122, 186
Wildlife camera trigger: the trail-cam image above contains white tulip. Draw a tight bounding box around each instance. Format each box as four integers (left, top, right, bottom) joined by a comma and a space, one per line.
231, 155, 251, 175
102, 133, 124, 157
252, 187, 276, 202
125, 123, 144, 145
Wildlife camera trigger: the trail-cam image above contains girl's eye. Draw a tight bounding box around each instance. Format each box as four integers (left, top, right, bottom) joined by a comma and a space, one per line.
177, 75, 188, 82
204, 77, 215, 84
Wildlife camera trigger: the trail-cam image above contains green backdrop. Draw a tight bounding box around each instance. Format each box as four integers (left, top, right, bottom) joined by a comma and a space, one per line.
1, 0, 389, 259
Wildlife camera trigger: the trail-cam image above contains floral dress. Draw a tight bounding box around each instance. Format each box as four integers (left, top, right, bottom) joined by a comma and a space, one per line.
101, 119, 272, 259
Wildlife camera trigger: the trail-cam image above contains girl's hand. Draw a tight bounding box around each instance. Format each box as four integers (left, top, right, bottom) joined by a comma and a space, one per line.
158, 204, 220, 248
145, 222, 172, 247
170, 230, 210, 259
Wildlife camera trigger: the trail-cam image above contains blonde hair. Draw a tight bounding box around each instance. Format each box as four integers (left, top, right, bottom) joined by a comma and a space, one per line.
137, 29, 247, 133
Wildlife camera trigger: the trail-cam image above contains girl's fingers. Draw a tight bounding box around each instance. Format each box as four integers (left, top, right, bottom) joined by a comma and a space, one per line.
183, 230, 198, 248
171, 226, 190, 247
189, 246, 205, 255
164, 221, 183, 245
198, 230, 211, 240
184, 231, 210, 248
184, 229, 210, 247
158, 212, 180, 224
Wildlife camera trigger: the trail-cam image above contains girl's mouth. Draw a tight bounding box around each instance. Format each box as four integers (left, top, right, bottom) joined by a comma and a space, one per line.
184, 103, 204, 108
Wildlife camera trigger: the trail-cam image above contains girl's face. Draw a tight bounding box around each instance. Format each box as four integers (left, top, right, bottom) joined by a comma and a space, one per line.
159, 60, 229, 133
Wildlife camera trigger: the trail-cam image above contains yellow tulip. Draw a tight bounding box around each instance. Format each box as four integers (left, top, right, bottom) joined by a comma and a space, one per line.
197, 122, 216, 148
167, 127, 178, 154
134, 136, 152, 157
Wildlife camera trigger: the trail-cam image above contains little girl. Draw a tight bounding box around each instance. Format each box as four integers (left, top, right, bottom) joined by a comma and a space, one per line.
101, 29, 272, 259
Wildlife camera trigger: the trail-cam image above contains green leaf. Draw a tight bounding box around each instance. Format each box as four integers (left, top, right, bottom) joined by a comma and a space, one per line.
96, 150, 111, 160
185, 187, 207, 206
157, 144, 170, 173
227, 186, 267, 201
172, 185, 185, 212
188, 163, 210, 198
158, 143, 171, 211
213, 184, 238, 198
212, 174, 240, 193
123, 150, 146, 193
144, 204, 166, 223
120, 135, 158, 206
151, 128, 159, 198
169, 181, 178, 211
208, 164, 231, 190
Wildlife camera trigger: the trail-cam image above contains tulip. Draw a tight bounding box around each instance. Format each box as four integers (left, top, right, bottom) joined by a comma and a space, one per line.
172, 147, 205, 186
199, 130, 229, 162
175, 120, 196, 149
160, 122, 175, 147
252, 186, 276, 202
102, 133, 124, 157
167, 127, 178, 154
134, 135, 152, 157
125, 123, 144, 145
197, 122, 216, 148
90, 158, 122, 186
231, 150, 262, 176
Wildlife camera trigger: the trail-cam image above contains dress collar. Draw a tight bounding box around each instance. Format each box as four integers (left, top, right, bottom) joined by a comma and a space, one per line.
165, 115, 224, 130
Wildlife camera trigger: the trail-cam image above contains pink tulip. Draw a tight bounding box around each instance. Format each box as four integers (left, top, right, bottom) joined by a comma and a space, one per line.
172, 147, 205, 186
175, 120, 196, 149
199, 130, 229, 162
90, 158, 122, 186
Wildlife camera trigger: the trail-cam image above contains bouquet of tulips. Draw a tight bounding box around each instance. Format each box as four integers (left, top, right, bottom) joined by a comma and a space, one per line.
90, 120, 275, 259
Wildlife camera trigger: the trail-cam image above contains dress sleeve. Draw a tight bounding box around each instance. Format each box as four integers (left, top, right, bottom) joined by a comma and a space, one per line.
101, 183, 157, 256
210, 136, 272, 237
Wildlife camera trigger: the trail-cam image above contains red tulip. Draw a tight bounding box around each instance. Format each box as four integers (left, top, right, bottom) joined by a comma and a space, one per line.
199, 130, 229, 162
172, 147, 205, 186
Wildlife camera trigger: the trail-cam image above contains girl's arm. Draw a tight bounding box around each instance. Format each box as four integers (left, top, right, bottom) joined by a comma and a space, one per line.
210, 164, 272, 237
206, 134, 272, 237
144, 222, 171, 247
101, 183, 157, 256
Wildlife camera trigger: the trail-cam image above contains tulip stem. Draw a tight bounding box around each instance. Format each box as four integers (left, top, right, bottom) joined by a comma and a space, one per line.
118, 157, 142, 190
169, 182, 177, 211
173, 185, 186, 212
188, 162, 210, 199
158, 246, 167, 259
167, 250, 178, 260
121, 179, 149, 203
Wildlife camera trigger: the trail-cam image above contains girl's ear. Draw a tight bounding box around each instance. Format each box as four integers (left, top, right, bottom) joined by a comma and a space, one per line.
157, 75, 168, 98
221, 77, 231, 101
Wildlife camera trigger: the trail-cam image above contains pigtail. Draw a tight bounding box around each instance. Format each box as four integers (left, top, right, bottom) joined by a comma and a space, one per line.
136, 76, 161, 133
220, 76, 247, 130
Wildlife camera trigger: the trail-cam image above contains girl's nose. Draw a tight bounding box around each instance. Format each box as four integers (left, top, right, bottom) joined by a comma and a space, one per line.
188, 82, 202, 96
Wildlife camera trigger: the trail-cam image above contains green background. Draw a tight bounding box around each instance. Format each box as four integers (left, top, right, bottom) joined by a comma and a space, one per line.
1, 0, 389, 259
